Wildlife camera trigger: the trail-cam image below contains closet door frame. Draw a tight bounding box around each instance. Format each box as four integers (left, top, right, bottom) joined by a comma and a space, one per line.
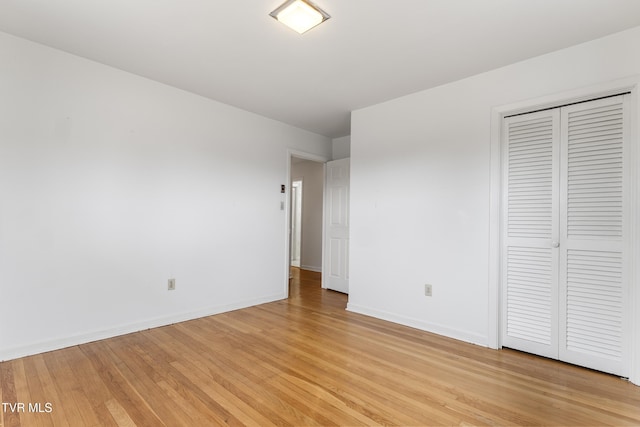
489, 77, 640, 384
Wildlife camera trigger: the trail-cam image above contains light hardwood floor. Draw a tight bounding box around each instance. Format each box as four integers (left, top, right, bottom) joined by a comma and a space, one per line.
2, 268, 640, 426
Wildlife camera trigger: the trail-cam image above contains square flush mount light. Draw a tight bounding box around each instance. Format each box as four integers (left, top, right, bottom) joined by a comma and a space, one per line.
270, 0, 330, 34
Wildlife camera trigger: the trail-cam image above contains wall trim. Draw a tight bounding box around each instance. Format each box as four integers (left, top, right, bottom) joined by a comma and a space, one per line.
300, 265, 322, 273
0, 293, 285, 362
346, 303, 487, 347
489, 75, 640, 385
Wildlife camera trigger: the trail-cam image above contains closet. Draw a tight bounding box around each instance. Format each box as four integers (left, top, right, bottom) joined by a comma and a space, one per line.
501, 94, 630, 377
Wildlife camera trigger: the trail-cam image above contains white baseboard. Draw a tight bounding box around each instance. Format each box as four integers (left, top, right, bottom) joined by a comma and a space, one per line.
346, 303, 487, 347
0, 293, 286, 362
300, 265, 322, 273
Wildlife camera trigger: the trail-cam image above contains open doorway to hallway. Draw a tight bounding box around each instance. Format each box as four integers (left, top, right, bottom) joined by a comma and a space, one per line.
289, 156, 324, 277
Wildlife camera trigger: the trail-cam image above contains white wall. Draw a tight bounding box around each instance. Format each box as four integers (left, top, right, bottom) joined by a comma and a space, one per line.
332, 136, 351, 160
290, 160, 324, 271
349, 26, 640, 364
0, 32, 331, 360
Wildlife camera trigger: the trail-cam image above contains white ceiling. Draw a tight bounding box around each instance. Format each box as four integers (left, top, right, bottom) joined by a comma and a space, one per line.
2, 1, 640, 138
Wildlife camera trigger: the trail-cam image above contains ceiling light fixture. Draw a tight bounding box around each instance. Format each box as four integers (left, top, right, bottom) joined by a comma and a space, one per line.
269, 0, 330, 34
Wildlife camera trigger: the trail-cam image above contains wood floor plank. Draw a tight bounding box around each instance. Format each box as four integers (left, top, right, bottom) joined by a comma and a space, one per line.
189, 317, 387, 425
110, 333, 241, 427
12, 359, 38, 427
5, 359, 28, 426
226, 308, 480, 422
143, 326, 296, 426
80, 342, 164, 427
66, 346, 120, 427
23, 355, 61, 427
104, 399, 137, 427
101, 340, 201, 427
243, 305, 511, 425
124, 335, 233, 427
164, 323, 328, 426
0, 361, 21, 427
2, 267, 640, 426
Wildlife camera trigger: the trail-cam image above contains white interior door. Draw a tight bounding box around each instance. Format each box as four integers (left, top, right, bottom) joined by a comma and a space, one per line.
502, 109, 561, 360
324, 158, 350, 293
501, 95, 630, 377
558, 96, 630, 376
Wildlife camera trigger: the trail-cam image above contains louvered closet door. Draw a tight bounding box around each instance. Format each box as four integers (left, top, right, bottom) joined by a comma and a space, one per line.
501, 110, 560, 359
502, 95, 630, 377
558, 95, 630, 377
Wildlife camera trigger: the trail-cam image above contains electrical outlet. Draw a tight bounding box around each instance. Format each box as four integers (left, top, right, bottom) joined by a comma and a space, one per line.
168, 278, 176, 291
424, 284, 432, 297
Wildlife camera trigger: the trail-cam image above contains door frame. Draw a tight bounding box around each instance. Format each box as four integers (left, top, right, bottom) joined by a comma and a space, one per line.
284, 149, 330, 297
488, 76, 640, 384
290, 179, 303, 267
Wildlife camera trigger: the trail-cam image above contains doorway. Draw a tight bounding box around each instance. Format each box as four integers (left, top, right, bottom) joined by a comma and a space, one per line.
286, 153, 327, 294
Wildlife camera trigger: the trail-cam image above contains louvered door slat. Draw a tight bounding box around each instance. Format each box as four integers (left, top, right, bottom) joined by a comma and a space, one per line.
506, 115, 555, 239
565, 249, 623, 360
565, 100, 623, 240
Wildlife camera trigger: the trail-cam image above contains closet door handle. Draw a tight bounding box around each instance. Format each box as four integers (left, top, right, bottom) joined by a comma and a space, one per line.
552, 241, 560, 248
